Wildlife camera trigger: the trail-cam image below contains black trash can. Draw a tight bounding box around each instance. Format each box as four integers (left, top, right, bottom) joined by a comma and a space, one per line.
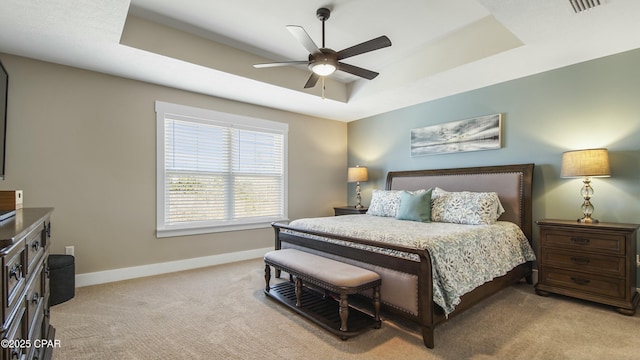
49, 254, 75, 306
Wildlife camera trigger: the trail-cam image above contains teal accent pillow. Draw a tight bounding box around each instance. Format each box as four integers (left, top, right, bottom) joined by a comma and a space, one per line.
396, 189, 432, 222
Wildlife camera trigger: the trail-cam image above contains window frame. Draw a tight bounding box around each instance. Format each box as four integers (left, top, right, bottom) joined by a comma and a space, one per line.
155, 101, 288, 238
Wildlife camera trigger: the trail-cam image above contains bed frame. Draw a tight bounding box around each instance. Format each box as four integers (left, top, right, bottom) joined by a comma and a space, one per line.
272, 163, 534, 348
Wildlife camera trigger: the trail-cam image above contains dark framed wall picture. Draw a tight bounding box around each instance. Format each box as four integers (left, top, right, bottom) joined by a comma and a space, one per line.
410, 113, 502, 156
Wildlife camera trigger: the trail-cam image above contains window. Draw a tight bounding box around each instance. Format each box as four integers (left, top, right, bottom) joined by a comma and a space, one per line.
156, 101, 288, 237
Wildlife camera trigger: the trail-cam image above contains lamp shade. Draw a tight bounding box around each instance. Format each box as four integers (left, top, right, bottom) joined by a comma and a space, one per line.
561, 148, 611, 178
347, 166, 368, 183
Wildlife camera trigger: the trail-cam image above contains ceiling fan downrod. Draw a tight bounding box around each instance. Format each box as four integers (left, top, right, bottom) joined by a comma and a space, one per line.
316, 8, 330, 48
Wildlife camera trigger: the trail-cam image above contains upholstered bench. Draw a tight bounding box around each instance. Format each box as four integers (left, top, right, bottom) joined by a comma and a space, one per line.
264, 249, 381, 339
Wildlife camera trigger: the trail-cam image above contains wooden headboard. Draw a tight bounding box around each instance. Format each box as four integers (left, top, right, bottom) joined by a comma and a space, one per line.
386, 164, 534, 242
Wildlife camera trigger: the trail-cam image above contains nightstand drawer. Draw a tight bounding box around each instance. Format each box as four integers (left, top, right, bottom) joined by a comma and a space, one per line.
540, 268, 625, 299
540, 248, 625, 277
540, 229, 624, 255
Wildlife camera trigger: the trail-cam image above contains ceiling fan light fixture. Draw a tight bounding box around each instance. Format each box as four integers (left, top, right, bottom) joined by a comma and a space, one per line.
310, 62, 336, 76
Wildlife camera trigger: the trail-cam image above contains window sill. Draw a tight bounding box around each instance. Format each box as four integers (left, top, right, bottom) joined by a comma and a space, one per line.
156, 219, 290, 238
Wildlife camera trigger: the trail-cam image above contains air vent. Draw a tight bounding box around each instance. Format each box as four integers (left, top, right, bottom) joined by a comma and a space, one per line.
570, 0, 603, 13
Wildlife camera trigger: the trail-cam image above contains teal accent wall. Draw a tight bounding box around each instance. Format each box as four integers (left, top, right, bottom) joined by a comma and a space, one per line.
348, 48, 640, 286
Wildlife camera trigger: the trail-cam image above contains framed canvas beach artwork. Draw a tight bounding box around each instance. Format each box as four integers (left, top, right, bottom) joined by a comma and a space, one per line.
410, 114, 502, 156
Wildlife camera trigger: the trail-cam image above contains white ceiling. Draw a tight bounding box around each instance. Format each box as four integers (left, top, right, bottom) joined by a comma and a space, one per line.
1, 0, 639, 122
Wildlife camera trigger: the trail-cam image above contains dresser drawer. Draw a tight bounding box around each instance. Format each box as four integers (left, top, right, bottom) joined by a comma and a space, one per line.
25, 262, 44, 332
26, 300, 45, 360
540, 268, 626, 299
1, 305, 26, 360
540, 229, 624, 255
42, 251, 50, 302
3, 244, 26, 317
540, 248, 625, 277
24, 223, 45, 276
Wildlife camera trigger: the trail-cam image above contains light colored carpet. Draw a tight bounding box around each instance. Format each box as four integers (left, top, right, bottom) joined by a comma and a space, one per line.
51, 258, 640, 360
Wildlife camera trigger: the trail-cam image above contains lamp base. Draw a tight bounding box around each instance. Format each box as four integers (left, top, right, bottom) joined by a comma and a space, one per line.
578, 180, 598, 224
354, 182, 363, 210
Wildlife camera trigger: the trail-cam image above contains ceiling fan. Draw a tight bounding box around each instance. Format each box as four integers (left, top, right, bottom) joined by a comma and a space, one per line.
253, 7, 392, 89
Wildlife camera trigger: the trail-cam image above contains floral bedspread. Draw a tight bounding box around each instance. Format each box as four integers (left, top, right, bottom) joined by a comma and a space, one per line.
285, 215, 536, 316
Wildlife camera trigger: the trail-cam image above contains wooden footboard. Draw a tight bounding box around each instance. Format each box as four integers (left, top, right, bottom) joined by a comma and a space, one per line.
272, 223, 439, 347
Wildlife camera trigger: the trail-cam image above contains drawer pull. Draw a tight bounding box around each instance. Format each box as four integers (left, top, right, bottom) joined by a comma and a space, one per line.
571, 237, 591, 245
32, 292, 40, 304
9, 263, 23, 281
570, 257, 591, 265
32, 240, 40, 251
571, 277, 591, 286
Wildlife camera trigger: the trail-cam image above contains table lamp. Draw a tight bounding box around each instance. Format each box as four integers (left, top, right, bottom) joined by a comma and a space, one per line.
347, 166, 368, 209
560, 148, 611, 223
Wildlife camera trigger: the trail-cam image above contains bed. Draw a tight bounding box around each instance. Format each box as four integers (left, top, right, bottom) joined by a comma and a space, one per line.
271, 163, 535, 348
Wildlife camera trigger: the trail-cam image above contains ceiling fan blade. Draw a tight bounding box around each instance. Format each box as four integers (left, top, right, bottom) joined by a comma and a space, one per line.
286, 25, 320, 54
304, 73, 320, 88
337, 35, 392, 60
254, 61, 308, 68
337, 62, 379, 80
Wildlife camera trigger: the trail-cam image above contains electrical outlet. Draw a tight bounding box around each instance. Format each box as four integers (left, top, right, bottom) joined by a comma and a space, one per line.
65, 246, 74, 256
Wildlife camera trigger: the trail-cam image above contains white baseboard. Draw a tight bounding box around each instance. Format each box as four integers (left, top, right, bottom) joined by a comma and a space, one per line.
75, 247, 272, 287
74, 255, 640, 292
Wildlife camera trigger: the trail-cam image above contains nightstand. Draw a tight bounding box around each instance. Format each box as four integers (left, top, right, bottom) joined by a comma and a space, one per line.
535, 219, 639, 315
333, 206, 368, 216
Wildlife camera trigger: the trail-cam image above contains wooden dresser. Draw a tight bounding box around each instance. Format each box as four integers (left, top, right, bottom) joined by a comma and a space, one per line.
535, 219, 639, 315
1, 208, 55, 360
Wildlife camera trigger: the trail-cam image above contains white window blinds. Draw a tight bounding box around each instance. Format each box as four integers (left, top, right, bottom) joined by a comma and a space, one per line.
156, 101, 288, 237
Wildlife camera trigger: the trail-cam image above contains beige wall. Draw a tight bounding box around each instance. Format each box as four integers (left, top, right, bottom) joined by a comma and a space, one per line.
0, 54, 347, 274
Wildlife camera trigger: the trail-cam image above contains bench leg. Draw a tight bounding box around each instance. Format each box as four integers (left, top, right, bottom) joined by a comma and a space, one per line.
264, 264, 271, 291
373, 285, 381, 327
295, 277, 303, 307
339, 293, 349, 332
